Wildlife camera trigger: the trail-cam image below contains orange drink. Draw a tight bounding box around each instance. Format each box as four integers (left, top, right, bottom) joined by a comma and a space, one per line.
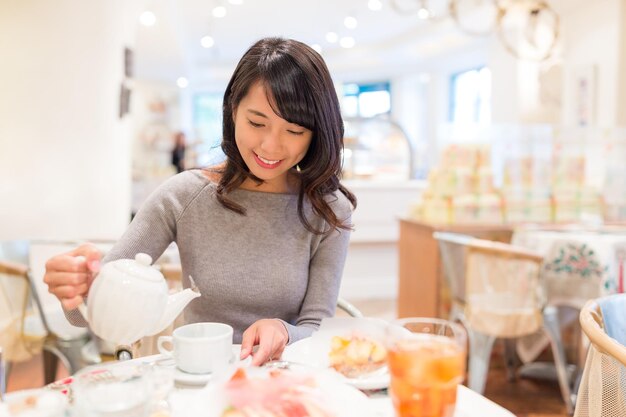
387, 318, 467, 417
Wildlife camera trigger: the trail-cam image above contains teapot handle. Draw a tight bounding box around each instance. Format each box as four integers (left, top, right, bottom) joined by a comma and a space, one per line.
77, 302, 89, 322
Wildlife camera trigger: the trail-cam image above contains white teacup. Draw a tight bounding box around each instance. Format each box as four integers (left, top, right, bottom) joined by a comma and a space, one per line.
157, 322, 233, 374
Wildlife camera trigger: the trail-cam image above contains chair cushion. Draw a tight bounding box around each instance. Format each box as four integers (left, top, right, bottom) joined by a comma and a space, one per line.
466, 293, 542, 338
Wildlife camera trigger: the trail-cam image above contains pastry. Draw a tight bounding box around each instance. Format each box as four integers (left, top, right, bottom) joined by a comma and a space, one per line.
328, 335, 387, 378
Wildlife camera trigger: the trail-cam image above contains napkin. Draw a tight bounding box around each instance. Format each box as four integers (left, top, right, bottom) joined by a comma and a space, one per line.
599, 294, 626, 346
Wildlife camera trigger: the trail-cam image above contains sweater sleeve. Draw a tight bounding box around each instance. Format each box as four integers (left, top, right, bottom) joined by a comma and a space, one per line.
64, 171, 206, 327
279, 192, 353, 343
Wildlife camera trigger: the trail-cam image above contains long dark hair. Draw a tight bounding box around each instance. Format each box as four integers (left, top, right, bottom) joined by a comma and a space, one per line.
213, 37, 356, 234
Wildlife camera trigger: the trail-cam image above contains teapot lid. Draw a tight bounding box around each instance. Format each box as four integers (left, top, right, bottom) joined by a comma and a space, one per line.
110, 253, 163, 282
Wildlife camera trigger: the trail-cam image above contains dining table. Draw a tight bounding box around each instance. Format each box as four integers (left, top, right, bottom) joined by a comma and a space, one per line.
4, 340, 516, 417
513, 227, 626, 299
512, 226, 626, 363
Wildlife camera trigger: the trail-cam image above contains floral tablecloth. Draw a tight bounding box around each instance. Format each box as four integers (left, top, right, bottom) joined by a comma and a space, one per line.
512, 228, 626, 362
513, 229, 626, 304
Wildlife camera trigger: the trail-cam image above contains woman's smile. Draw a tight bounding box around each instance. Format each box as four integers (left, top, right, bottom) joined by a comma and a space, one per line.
254, 152, 283, 169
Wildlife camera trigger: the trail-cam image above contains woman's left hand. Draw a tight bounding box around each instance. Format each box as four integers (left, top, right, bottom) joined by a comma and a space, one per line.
240, 319, 289, 366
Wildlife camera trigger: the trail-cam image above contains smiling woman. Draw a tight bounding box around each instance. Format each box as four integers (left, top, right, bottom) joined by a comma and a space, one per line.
217, 37, 354, 234
232, 82, 313, 193
44, 37, 357, 368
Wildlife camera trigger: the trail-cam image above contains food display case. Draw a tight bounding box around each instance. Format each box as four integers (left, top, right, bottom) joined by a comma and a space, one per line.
342, 116, 414, 181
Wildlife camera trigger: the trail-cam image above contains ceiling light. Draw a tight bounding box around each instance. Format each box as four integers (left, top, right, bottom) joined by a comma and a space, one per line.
339, 36, 355, 48
201, 35, 215, 48
344, 16, 358, 29
176, 77, 189, 88
212, 6, 227, 18
311, 44, 323, 54
325, 32, 338, 43
227, 0, 243, 4
418, 7, 430, 19
139, 11, 156, 26
368, 0, 382, 11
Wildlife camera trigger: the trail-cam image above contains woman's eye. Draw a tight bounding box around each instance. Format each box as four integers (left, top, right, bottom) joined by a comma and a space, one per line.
288, 130, 305, 136
248, 120, 264, 128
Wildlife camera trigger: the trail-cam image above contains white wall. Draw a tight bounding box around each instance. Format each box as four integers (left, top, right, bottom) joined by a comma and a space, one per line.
619, 0, 626, 125
392, 0, 625, 130
560, 0, 622, 127
390, 37, 490, 171
0, 0, 142, 241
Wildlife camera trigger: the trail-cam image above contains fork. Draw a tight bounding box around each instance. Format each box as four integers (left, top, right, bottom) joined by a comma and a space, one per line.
263, 359, 312, 370
264, 359, 388, 380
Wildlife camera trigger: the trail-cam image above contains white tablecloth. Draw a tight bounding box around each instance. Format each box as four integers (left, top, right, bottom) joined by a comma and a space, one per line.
367, 385, 515, 417
166, 382, 514, 417
100, 351, 516, 417
10, 342, 515, 417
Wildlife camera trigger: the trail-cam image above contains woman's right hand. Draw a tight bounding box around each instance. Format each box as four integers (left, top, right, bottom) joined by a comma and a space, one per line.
43, 243, 102, 310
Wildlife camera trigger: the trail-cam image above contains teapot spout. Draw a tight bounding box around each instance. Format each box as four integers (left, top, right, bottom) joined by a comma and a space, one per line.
147, 287, 201, 336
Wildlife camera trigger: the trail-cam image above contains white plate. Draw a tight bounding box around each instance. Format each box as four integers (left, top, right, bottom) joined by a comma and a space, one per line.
282, 337, 390, 390
170, 366, 374, 417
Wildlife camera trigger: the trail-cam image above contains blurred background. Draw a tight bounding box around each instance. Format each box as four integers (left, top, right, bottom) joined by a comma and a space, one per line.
2, 1, 626, 414
2, 0, 626, 300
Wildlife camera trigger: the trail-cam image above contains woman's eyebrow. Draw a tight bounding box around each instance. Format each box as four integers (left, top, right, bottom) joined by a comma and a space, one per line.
247, 109, 268, 118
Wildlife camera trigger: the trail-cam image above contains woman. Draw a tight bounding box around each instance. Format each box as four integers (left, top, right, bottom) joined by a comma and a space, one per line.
43, 37, 356, 366
171, 131, 186, 173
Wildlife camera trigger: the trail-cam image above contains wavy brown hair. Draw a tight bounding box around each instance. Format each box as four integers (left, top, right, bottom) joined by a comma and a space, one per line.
212, 37, 356, 234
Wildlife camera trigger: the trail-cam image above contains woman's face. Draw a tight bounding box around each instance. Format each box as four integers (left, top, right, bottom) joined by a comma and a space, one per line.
233, 81, 313, 193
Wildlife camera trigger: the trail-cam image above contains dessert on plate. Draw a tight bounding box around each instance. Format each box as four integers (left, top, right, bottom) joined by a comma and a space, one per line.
328, 335, 387, 378
221, 368, 334, 417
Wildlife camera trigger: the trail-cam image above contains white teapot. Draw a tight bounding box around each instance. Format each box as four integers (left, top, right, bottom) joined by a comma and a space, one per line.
78, 253, 201, 346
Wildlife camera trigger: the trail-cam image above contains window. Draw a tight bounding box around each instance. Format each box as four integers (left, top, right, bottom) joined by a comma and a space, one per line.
341, 82, 391, 118
193, 92, 225, 166
449, 67, 491, 124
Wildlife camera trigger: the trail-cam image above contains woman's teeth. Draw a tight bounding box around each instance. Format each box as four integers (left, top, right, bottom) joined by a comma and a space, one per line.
258, 155, 280, 165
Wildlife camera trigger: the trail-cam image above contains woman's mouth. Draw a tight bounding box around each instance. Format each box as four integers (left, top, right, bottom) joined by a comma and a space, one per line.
253, 153, 283, 169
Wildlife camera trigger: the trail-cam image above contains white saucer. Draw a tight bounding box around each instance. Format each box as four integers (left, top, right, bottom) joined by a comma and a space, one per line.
172, 344, 250, 386
174, 368, 214, 386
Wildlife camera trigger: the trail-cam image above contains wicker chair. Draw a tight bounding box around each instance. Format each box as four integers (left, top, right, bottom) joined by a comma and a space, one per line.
0, 259, 62, 392
574, 295, 626, 417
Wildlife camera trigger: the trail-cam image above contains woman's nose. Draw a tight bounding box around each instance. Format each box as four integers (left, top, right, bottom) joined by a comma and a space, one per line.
260, 130, 283, 154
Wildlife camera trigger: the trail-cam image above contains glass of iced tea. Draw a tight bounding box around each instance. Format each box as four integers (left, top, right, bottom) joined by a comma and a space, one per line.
387, 318, 467, 417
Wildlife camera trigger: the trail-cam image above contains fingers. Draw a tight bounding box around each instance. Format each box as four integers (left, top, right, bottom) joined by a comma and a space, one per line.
44, 271, 90, 287
248, 320, 289, 366
251, 340, 273, 366
240, 326, 257, 360
68, 243, 102, 273
49, 283, 89, 299
273, 344, 286, 360
44, 243, 101, 310
61, 295, 84, 310
45, 255, 90, 275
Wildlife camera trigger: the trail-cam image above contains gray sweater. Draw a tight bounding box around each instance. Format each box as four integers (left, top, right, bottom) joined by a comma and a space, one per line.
68, 170, 353, 344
